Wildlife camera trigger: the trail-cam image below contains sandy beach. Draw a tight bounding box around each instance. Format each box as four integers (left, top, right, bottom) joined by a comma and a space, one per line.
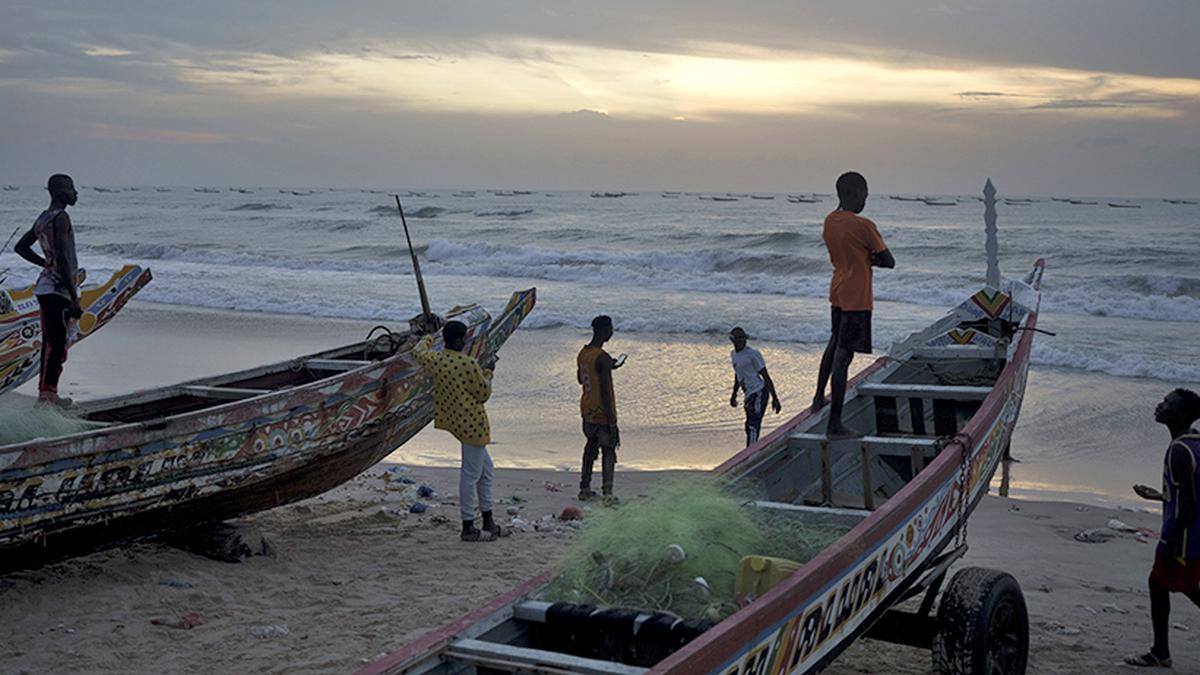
2, 464, 1192, 674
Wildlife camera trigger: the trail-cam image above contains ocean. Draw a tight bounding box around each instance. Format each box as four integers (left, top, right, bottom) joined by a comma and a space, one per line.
2, 184, 1197, 505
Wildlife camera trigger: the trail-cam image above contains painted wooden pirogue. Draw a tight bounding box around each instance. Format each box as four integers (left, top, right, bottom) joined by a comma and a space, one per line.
360, 262, 1044, 675
0, 264, 152, 395
0, 288, 535, 569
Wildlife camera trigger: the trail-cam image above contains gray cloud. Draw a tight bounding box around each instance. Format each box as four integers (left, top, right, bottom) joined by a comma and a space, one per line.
1078, 136, 1129, 148
1, 1, 1198, 196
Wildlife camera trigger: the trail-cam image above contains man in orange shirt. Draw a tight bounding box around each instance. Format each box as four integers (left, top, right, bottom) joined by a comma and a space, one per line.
812, 172, 894, 437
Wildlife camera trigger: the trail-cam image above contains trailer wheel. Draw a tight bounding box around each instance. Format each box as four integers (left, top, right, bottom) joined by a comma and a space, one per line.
932, 567, 1028, 675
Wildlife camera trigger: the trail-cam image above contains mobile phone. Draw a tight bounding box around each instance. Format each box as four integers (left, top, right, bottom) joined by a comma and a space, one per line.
614, 353, 628, 368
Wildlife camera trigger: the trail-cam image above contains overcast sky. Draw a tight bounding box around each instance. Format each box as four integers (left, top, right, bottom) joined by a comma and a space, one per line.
1, 1, 1197, 195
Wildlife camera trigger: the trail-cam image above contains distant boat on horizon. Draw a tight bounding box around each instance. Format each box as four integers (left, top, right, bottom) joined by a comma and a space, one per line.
750, 195, 775, 200
788, 196, 821, 203
1165, 199, 1197, 205
923, 199, 957, 206
1108, 202, 1141, 208
1069, 200, 1098, 205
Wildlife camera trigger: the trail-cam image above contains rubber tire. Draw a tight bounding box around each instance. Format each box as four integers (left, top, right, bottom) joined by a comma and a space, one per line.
932, 567, 1029, 675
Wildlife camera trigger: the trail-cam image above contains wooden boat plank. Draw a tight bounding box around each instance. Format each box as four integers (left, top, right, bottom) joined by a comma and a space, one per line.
179, 386, 273, 400
856, 383, 992, 401
445, 639, 647, 675
303, 358, 375, 371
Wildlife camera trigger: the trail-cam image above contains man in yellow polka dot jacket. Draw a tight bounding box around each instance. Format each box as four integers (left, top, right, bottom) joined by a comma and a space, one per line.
413, 320, 506, 542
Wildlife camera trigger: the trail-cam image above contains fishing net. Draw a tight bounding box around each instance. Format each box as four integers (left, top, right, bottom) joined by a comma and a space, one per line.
0, 400, 89, 446
541, 476, 850, 621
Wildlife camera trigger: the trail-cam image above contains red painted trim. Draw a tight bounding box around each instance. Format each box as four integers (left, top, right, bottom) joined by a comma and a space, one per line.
355, 574, 551, 675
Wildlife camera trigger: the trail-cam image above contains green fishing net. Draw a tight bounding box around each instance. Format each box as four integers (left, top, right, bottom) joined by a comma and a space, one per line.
0, 400, 89, 446
542, 477, 849, 621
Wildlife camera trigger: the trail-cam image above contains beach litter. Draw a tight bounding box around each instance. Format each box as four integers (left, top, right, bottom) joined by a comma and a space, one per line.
1173, 623, 1189, 631
158, 575, 194, 589
506, 505, 521, 515
151, 612, 206, 630
559, 506, 583, 521
417, 484, 436, 499
409, 502, 428, 514
1074, 527, 1115, 543
544, 482, 562, 492
251, 624, 291, 639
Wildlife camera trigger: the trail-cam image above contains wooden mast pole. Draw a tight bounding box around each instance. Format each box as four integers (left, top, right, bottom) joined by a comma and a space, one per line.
395, 195, 435, 327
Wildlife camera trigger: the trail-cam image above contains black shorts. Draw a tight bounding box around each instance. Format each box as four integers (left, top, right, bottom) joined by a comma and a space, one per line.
831, 306, 872, 354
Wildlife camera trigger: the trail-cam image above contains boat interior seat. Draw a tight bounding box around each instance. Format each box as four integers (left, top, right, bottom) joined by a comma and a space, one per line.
747, 500, 869, 530
786, 434, 940, 510
855, 383, 991, 438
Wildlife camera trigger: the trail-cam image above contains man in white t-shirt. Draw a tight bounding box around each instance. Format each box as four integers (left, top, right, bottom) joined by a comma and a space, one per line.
728, 327, 781, 446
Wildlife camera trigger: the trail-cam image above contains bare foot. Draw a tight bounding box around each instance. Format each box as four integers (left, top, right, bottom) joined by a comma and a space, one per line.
825, 426, 864, 439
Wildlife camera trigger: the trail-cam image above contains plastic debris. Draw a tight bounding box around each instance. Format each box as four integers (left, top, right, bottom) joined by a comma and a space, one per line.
151, 612, 206, 630
158, 575, 194, 589
251, 624, 290, 639
1073, 528, 1114, 543
1173, 622, 1189, 631
1107, 518, 1139, 533
665, 544, 687, 564
511, 517, 529, 531
417, 484, 436, 499
559, 506, 583, 521
1101, 602, 1129, 614
409, 502, 428, 514
506, 505, 521, 516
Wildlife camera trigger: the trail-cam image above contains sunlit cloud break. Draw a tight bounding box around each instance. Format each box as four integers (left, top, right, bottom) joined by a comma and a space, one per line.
164, 39, 1200, 120
80, 45, 134, 57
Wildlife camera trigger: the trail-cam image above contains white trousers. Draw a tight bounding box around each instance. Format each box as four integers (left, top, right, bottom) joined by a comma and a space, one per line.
459, 443, 494, 522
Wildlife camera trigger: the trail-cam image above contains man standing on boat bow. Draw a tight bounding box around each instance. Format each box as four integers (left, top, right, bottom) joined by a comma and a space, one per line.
14, 173, 84, 408
1127, 388, 1200, 668
413, 321, 507, 542
812, 171, 894, 438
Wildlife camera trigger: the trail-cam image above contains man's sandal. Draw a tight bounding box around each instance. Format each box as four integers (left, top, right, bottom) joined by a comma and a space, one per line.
1124, 652, 1172, 668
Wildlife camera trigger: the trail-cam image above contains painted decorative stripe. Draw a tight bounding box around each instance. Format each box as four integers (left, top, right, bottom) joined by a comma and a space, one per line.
970, 289, 1011, 319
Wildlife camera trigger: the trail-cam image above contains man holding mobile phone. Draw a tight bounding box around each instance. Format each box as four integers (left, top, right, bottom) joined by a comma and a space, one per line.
577, 315, 623, 503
